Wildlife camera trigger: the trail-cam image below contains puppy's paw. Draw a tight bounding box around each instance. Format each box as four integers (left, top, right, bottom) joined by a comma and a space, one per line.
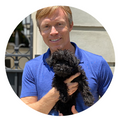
84, 95, 94, 107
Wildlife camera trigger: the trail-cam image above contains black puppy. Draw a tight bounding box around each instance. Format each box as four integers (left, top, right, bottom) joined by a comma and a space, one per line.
46, 49, 94, 115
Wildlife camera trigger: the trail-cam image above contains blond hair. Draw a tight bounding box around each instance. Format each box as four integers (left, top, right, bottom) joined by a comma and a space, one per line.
36, 6, 73, 29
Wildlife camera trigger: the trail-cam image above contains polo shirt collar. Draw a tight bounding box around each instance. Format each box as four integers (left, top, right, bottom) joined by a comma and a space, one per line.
71, 42, 84, 64
43, 42, 84, 65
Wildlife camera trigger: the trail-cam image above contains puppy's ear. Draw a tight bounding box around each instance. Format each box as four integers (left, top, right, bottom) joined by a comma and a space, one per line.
46, 57, 53, 66
77, 59, 80, 65
72, 55, 80, 66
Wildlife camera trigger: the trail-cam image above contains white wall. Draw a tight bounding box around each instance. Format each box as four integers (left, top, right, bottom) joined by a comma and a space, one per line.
31, 7, 115, 73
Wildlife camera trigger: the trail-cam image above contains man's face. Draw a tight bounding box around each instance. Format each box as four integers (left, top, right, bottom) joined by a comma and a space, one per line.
38, 8, 73, 53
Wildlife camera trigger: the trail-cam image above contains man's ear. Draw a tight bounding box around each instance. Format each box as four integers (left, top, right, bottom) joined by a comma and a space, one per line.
69, 21, 73, 32
39, 28, 41, 33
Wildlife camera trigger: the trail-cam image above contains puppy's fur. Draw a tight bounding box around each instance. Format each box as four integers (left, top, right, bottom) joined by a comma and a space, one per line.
46, 49, 94, 115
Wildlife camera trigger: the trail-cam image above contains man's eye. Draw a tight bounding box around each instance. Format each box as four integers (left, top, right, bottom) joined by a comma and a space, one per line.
45, 25, 49, 28
58, 23, 62, 25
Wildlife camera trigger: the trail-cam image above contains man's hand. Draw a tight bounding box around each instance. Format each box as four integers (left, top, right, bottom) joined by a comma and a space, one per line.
59, 105, 78, 116
71, 105, 78, 114
64, 72, 80, 95
59, 73, 80, 116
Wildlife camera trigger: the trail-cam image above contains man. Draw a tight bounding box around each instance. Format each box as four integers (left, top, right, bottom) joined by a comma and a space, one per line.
20, 6, 113, 116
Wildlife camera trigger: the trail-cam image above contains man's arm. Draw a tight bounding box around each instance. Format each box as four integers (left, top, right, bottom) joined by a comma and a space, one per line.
98, 58, 113, 96
21, 73, 80, 114
21, 87, 59, 114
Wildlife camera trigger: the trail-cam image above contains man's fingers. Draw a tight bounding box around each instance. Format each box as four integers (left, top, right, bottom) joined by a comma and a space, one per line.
71, 105, 78, 114
68, 87, 78, 95
59, 106, 78, 115
64, 73, 80, 96
67, 82, 78, 95
59, 113, 63, 116
67, 82, 78, 89
64, 72, 81, 83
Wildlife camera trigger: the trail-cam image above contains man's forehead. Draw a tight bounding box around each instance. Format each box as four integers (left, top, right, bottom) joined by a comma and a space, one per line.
41, 8, 67, 21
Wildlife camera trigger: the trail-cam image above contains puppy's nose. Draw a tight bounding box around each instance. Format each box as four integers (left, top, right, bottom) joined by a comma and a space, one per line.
60, 68, 63, 71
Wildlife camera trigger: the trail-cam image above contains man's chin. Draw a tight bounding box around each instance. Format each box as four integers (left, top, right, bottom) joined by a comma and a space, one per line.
50, 45, 64, 53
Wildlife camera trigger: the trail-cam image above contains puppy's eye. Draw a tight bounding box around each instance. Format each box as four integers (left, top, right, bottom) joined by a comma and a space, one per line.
65, 61, 68, 64
56, 61, 60, 64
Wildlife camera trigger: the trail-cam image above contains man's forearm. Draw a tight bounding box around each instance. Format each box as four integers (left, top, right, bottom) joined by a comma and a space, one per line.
28, 88, 59, 114
21, 73, 80, 114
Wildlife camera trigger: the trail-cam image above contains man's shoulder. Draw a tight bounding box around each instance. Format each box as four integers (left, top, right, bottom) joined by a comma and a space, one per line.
78, 48, 104, 62
24, 54, 45, 70
73, 42, 103, 62
28, 55, 43, 64
81, 49, 110, 73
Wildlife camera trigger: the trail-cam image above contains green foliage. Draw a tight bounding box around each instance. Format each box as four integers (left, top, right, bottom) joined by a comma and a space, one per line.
9, 21, 29, 47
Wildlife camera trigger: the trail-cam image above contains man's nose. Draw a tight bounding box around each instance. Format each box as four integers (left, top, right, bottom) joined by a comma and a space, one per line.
50, 26, 58, 35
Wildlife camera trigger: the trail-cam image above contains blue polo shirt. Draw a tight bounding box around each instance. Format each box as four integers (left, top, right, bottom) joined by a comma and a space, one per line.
20, 42, 113, 115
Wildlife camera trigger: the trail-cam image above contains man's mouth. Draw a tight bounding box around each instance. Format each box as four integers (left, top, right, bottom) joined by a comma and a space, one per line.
50, 38, 61, 42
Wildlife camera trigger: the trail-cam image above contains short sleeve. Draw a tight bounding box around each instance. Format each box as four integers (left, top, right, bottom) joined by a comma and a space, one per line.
20, 62, 37, 98
98, 58, 113, 96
